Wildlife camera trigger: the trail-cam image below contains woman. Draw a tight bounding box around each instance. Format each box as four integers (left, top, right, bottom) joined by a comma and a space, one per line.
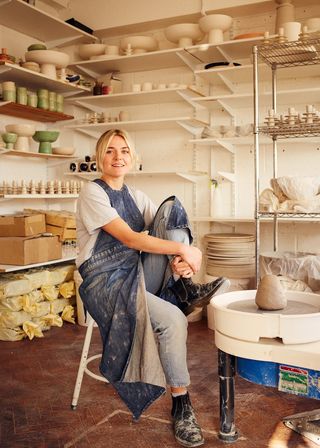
76, 129, 229, 447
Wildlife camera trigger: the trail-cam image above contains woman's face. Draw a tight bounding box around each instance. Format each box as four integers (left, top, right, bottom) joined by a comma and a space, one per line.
102, 135, 132, 178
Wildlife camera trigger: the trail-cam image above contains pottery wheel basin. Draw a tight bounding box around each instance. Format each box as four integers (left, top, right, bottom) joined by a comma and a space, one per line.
211, 290, 320, 344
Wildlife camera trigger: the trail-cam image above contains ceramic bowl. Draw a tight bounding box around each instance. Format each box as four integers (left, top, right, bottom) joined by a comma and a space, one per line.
305, 17, 320, 32
25, 50, 70, 68
78, 43, 106, 59
165, 23, 204, 47
199, 14, 233, 44
33, 131, 60, 142
27, 43, 47, 51
120, 36, 158, 54
6, 124, 35, 137
21, 61, 41, 72
52, 146, 75, 155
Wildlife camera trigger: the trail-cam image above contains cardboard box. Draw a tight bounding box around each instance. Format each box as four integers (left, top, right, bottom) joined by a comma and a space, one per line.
46, 224, 77, 241
0, 213, 46, 237
24, 209, 76, 228
0, 235, 62, 265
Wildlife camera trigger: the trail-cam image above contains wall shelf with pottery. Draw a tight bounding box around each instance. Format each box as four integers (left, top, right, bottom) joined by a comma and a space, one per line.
0, 61, 90, 95
69, 36, 265, 77
0, 149, 76, 159
0, 101, 74, 122
66, 86, 203, 109
64, 117, 208, 135
0, 193, 78, 199
0, 0, 97, 48
65, 170, 208, 184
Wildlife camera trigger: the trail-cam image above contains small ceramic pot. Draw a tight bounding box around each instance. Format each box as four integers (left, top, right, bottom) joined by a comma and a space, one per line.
283, 21, 301, 41
2, 132, 17, 149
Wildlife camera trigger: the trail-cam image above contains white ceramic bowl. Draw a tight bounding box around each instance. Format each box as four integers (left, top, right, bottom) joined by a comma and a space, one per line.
78, 43, 106, 60
165, 23, 204, 47
199, 14, 233, 44
25, 50, 70, 68
305, 17, 320, 32
52, 146, 75, 155
6, 124, 35, 137
21, 61, 41, 72
120, 36, 158, 54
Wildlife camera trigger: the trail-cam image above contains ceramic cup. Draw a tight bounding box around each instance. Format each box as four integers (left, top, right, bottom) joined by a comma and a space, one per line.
305, 17, 320, 32
119, 110, 130, 121
142, 82, 153, 91
105, 45, 120, 55
158, 83, 167, 89
132, 83, 141, 92
283, 21, 301, 41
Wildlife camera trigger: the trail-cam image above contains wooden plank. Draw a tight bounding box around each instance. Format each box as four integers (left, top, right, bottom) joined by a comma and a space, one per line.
0, 102, 73, 122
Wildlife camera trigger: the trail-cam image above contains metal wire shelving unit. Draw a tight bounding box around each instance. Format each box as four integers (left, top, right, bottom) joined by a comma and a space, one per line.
253, 33, 320, 283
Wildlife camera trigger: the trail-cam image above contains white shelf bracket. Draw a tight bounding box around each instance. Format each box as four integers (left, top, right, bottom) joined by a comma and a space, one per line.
216, 72, 235, 93
175, 49, 200, 71
216, 99, 235, 117
75, 128, 101, 139
176, 90, 204, 110
218, 171, 235, 183
215, 45, 232, 62
176, 172, 207, 183
72, 64, 101, 79
72, 100, 105, 113
176, 120, 205, 137
215, 139, 235, 153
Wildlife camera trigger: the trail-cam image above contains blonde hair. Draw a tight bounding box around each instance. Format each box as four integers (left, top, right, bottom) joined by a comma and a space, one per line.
95, 129, 135, 172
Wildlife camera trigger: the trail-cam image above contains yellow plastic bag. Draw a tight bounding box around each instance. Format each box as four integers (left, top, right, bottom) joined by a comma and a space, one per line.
59, 280, 75, 299
22, 321, 44, 340
0, 326, 26, 341
41, 285, 59, 301
61, 305, 75, 324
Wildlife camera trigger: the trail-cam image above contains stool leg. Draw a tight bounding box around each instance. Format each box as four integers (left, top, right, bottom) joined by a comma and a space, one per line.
71, 319, 94, 410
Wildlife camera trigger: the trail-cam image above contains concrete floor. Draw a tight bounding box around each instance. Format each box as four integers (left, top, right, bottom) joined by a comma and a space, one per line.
1, 318, 319, 448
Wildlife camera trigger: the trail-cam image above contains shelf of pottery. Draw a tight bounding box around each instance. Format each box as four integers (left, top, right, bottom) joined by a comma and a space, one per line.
253, 33, 320, 282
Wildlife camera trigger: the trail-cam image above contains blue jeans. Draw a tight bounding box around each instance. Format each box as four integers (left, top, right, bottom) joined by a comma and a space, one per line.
142, 200, 191, 387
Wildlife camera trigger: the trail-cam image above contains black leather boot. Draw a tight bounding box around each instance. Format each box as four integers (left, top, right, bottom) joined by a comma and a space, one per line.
170, 276, 230, 315
171, 392, 204, 447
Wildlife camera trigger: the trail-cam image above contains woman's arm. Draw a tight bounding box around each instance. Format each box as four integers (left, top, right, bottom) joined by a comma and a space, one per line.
102, 217, 202, 274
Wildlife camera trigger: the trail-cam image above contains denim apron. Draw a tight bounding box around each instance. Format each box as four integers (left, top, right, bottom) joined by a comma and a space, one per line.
78, 179, 192, 419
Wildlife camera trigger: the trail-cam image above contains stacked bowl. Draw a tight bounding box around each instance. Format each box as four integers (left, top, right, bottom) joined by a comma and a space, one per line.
204, 233, 255, 279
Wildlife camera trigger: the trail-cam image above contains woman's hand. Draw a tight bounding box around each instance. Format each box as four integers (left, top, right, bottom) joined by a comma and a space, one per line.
171, 256, 193, 278
173, 245, 202, 276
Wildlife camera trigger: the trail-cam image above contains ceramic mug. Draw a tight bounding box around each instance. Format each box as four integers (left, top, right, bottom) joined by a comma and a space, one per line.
105, 45, 120, 55
283, 21, 301, 41
142, 81, 153, 91
132, 83, 141, 92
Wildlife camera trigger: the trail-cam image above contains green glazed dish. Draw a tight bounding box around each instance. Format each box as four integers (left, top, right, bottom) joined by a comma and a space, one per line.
27, 43, 47, 51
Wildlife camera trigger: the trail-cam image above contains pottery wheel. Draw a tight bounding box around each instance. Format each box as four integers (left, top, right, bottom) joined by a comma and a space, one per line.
228, 299, 319, 315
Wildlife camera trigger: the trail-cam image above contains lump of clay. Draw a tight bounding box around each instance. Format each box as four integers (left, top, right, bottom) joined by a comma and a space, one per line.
255, 274, 287, 310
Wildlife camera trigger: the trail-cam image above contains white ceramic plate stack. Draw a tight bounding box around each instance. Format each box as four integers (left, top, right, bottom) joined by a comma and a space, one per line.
204, 233, 255, 279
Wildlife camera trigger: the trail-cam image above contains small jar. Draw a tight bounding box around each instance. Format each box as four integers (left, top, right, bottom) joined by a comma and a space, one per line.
79, 162, 89, 172
56, 94, 64, 113
48, 91, 57, 111
27, 93, 38, 108
16, 87, 27, 105
37, 96, 49, 110
93, 81, 103, 95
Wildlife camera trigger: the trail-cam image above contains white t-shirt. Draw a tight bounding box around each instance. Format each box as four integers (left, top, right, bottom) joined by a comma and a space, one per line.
76, 181, 157, 267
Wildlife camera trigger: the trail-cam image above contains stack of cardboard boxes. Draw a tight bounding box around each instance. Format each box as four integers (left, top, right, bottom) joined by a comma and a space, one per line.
0, 213, 62, 266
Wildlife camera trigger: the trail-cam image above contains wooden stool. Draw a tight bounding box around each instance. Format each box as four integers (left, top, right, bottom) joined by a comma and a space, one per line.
71, 314, 108, 409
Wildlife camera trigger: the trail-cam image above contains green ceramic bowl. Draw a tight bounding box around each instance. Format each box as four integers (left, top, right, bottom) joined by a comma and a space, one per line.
33, 130, 59, 142
27, 43, 47, 51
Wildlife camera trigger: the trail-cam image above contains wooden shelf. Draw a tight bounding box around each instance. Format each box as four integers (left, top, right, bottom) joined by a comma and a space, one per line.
0, 101, 74, 122
0, 62, 90, 95
66, 170, 207, 183
0, 194, 78, 199
0, 249, 76, 272
0, 149, 76, 159
0, 0, 97, 48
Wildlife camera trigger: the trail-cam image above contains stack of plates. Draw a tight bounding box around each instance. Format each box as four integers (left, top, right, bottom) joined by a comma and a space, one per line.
204, 233, 255, 278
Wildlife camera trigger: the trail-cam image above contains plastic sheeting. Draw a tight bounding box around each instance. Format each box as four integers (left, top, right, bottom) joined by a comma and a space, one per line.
260, 252, 320, 292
